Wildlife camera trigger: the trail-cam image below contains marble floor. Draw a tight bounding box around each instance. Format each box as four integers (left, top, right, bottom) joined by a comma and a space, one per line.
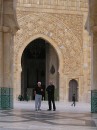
0, 101, 97, 130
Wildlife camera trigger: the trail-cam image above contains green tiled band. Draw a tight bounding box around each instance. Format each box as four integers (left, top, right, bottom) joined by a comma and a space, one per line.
0, 88, 13, 109
91, 90, 97, 113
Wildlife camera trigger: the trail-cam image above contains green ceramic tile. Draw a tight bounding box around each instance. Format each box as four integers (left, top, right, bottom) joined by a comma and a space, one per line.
1, 88, 10, 95
0, 88, 1, 95
10, 88, 13, 96
1, 95, 10, 108
10, 95, 13, 108
0, 88, 13, 109
91, 90, 97, 113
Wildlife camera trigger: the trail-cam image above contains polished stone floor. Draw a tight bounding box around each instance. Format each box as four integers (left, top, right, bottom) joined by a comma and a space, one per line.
0, 101, 97, 130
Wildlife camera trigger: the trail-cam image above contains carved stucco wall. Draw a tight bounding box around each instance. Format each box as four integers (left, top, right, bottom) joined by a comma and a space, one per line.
14, 12, 83, 74
14, 11, 85, 100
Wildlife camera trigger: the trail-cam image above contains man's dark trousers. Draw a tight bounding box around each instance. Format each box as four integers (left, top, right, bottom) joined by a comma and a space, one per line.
48, 95, 56, 110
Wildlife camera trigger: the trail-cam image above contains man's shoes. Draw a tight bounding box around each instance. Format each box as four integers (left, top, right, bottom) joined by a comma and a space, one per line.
47, 109, 51, 111
38, 109, 41, 111
53, 109, 56, 111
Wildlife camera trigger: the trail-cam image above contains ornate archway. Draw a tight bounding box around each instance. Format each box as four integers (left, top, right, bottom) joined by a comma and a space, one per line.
14, 12, 83, 101
14, 34, 64, 100
21, 38, 59, 100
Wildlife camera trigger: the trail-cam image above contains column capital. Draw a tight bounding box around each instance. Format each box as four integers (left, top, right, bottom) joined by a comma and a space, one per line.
0, 26, 11, 33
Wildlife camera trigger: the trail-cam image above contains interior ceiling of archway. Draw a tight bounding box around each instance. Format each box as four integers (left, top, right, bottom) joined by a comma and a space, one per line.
14, 12, 83, 75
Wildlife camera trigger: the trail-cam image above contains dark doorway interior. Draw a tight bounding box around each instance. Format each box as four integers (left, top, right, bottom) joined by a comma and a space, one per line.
21, 38, 46, 100
69, 79, 78, 101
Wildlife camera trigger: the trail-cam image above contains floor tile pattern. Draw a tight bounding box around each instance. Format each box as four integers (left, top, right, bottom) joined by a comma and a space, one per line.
0, 101, 96, 130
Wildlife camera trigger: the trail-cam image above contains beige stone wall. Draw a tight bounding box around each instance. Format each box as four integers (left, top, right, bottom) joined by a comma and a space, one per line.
14, 0, 91, 102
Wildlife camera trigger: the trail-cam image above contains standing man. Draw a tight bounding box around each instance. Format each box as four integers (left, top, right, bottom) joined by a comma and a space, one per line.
46, 81, 56, 111
34, 82, 43, 111
71, 94, 76, 107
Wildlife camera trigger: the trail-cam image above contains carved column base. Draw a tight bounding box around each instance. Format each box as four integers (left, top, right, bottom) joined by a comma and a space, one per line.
0, 88, 13, 109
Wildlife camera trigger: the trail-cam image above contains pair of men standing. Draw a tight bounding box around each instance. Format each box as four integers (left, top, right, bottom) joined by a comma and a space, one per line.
34, 81, 56, 111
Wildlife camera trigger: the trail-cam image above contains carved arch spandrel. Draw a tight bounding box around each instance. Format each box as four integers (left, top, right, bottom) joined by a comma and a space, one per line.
16, 12, 83, 44
14, 13, 83, 75
14, 34, 64, 74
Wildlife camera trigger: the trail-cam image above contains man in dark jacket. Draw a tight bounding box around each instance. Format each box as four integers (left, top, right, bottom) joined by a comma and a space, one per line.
46, 81, 56, 111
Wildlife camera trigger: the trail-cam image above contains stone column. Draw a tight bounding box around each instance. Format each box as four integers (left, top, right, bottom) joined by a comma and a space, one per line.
93, 32, 97, 90
91, 31, 97, 113
0, 0, 19, 109
83, 13, 91, 102
0, 26, 13, 109
0, 27, 4, 88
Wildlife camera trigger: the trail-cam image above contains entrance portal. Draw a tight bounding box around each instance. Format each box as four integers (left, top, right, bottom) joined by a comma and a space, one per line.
69, 79, 78, 101
21, 38, 59, 100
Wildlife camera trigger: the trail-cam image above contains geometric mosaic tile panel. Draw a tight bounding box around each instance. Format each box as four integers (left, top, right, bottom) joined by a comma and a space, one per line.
0, 88, 13, 109
91, 90, 97, 113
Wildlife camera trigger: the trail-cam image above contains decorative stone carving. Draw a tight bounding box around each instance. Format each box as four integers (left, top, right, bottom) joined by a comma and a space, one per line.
13, 1, 91, 102
14, 12, 83, 75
